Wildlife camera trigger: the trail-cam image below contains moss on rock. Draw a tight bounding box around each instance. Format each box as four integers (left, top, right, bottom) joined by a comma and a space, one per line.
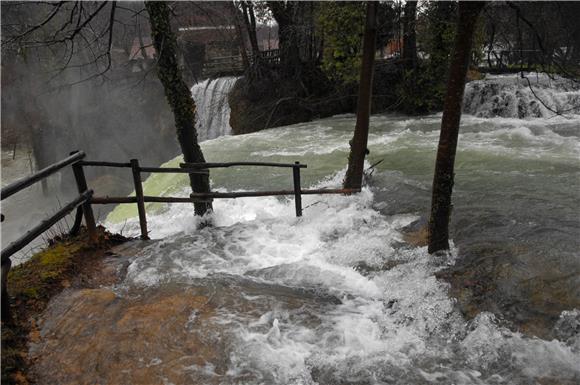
1, 227, 126, 385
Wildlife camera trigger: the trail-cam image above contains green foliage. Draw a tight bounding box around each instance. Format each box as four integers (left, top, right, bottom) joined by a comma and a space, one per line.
420, 1, 457, 78
317, 2, 366, 84
393, 2, 458, 115
396, 66, 446, 115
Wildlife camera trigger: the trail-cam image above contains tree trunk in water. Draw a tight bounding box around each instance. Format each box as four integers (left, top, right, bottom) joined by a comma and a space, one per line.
402, 1, 418, 69
145, 1, 212, 217
343, 1, 377, 190
428, 1, 485, 254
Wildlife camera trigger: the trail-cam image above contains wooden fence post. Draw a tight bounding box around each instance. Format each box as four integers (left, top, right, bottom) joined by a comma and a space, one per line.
293, 161, 302, 217
130, 159, 149, 240
71, 153, 97, 242
1, 259, 11, 322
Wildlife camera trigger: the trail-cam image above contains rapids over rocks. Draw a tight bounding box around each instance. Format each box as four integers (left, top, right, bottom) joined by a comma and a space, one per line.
31, 74, 580, 384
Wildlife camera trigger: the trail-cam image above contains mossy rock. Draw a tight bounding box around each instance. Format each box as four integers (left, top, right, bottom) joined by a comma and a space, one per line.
2, 227, 127, 385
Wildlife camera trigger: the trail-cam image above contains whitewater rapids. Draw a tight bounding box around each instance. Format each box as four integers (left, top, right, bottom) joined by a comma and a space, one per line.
102, 75, 580, 383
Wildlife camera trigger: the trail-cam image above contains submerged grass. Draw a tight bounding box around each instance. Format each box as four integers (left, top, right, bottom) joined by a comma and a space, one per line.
1, 227, 127, 385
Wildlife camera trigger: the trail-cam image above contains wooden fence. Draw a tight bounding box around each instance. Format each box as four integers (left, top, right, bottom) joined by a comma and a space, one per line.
202, 49, 281, 77
0, 152, 359, 320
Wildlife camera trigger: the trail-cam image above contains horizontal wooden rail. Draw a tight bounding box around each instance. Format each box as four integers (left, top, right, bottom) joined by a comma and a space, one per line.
180, 161, 307, 169
79, 161, 209, 175
1, 151, 85, 200
1, 190, 93, 264
190, 188, 360, 199
90, 188, 359, 205
91, 196, 211, 204
79, 160, 131, 168
139, 167, 209, 175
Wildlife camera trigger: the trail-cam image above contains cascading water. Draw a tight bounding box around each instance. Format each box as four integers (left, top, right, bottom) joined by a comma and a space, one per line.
31, 74, 580, 384
463, 73, 580, 118
191, 77, 238, 141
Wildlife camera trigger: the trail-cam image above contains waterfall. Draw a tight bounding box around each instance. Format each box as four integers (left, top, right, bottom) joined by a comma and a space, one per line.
463, 73, 580, 118
190, 77, 238, 141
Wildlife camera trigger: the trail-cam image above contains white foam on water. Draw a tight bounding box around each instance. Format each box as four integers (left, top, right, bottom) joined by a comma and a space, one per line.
102, 75, 580, 383
107, 167, 579, 384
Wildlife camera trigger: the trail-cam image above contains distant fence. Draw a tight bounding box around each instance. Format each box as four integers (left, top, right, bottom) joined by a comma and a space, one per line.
0, 151, 359, 320
202, 49, 281, 77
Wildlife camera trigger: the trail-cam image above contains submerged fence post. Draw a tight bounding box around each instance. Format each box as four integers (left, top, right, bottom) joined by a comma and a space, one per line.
130, 159, 149, 240
293, 161, 302, 217
70, 152, 97, 242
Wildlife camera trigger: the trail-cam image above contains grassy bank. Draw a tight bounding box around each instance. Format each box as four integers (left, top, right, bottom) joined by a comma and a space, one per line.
1, 227, 126, 385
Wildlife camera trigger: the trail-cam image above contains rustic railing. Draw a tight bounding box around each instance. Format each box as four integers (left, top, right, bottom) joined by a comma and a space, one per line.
84, 160, 358, 240
1, 151, 96, 321
0, 152, 359, 320
202, 49, 282, 76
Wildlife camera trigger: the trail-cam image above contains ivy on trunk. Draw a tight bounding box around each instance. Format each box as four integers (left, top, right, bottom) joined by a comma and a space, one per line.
343, 1, 377, 190
145, 1, 212, 217
428, 1, 486, 254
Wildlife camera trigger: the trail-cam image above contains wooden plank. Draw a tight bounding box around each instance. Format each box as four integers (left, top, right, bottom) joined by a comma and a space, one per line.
1, 190, 93, 264
190, 188, 360, 199
91, 196, 137, 204
139, 167, 209, 175
1, 151, 85, 200
79, 160, 132, 168
131, 159, 149, 240
180, 161, 308, 169
91, 196, 211, 204
143, 196, 211, 203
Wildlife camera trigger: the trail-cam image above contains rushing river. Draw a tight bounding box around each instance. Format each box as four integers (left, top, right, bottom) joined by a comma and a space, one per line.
62, 74, 579, 385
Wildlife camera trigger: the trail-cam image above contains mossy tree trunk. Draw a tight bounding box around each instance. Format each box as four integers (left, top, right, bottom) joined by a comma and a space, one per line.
343, 1, 377, 190
428, 1, 485, 254
145, 1, 212, 216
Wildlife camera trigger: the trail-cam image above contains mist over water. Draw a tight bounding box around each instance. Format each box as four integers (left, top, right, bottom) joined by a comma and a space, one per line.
1, 75, 239, 262
90, 73, 580, 384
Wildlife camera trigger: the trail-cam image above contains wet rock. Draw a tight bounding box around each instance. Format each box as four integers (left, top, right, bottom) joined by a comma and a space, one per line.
30, 288, 226, 385
438, 243, 580, 339
353, 260, 404, 276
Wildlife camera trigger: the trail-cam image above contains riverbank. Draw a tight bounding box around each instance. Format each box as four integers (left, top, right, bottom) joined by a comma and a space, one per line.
1, 227, 127, 384
228, 64, 402, 135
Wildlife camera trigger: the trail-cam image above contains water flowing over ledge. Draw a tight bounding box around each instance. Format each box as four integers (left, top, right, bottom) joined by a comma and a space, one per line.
191, 77, 239, 142
463, 73, 580, 119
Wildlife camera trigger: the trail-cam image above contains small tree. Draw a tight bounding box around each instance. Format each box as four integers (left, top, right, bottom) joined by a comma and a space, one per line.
343, 1, 377, 190
428, 1, 486, 254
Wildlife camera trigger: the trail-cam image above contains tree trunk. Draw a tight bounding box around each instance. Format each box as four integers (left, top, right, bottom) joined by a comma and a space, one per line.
145, 1, 212, 217
402, 1, 418, 69
241, 1, 260, 60
428, 1, 485, 254
343, 1, 377, 190
268, 1, 301, 76
230, 2, 249, 70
